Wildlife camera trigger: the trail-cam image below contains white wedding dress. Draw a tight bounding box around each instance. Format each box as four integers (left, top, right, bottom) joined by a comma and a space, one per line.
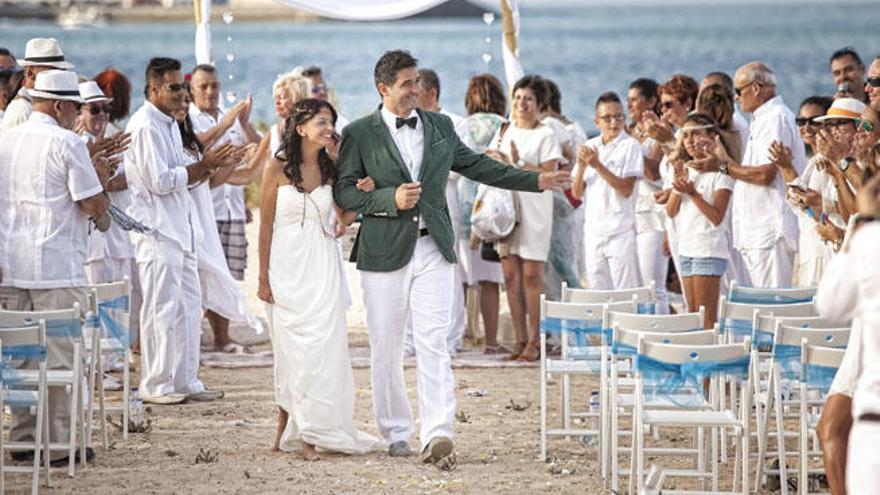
267, 184, 386, 454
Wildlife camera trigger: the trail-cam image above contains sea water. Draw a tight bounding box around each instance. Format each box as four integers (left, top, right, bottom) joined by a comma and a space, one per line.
2, 1, 878, 132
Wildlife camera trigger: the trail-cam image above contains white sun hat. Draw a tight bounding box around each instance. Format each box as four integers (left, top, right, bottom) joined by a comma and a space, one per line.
19, 38, 74, 70
815, 97, 867, 122
29, 70, 84, 103
78, 81, 113, 104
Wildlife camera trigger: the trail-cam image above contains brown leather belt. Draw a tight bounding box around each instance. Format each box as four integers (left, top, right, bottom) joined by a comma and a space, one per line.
860, 413, 880, 423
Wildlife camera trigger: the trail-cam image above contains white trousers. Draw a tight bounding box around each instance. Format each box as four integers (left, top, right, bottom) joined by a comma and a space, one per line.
133, 235, 204, 398
636, 230, 669, 314
86, 256, 143, 344
360, 236, 456, 448
584, 229, 642, 290
736, 238, 794, 289
847, 420, 880, 494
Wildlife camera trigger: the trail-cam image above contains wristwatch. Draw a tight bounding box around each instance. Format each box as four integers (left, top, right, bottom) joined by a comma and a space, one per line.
516, 158, 526, 168
719, 161, 730, 175
838, 157, 854, 173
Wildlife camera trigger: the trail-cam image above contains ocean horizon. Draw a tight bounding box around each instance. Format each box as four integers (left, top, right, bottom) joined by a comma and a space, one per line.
2, 1, 878, 132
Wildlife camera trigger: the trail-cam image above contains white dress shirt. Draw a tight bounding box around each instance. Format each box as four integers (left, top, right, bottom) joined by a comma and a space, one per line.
0, 90, 33, 131
381, 106, 424, 228
574, 132, 644, 238
188, 103, 248, 222
124, 101, 196, 253
732, 95, 806, 251
0, 112, 103, 288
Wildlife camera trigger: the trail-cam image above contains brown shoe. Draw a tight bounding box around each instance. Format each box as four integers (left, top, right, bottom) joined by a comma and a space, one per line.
516, 342, 540, 362
504, 342, 527, 361
420, 436, 455, 470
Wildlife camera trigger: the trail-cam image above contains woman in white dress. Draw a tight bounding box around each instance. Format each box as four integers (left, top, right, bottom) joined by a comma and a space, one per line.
485, 75, 562, 362
257, 99, 382, 461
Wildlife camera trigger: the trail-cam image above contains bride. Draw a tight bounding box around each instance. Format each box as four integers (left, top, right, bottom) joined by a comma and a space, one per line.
257, 98, 384, 461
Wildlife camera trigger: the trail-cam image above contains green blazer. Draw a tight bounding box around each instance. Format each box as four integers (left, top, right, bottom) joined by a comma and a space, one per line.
334, 108, 541, 272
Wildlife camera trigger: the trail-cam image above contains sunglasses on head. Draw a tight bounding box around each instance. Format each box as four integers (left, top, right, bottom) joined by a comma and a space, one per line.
856, 118, 875, 132
867, 77, 880, 88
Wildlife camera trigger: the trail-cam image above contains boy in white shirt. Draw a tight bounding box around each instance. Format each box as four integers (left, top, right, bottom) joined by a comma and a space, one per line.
571, 92, 643, 289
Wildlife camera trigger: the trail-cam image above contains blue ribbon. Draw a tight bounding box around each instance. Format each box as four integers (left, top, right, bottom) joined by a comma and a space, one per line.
611, 341, 637, 356
728, 289, 813, 305
637, 303, 656, 315
771, 343, 802, 379
97, 296, 131, 345
45, 319, 82, 339
636, 354, 751, 396
719, 318, 753, 342
802, 363, 838, 394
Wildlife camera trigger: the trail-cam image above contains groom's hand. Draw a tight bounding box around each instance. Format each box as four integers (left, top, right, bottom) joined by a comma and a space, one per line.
537, 170, 572, 191
394, 182, 422, 210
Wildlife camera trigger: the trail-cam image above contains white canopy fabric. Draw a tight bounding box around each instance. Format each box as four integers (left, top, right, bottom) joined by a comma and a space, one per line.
270, 0, 448, 21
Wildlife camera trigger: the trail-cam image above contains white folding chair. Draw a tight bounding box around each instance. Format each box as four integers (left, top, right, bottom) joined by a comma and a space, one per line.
562, 281, 657, 314
754, 326, 850, 494
0, 305, 86, 478
0, 322, 52, 495
727, 280, 816, 305
799, 342, 846, 495
606, 325, 714, 491
85, 279, 132, 445
632, 338, 753, 495
538, 296, 635, 469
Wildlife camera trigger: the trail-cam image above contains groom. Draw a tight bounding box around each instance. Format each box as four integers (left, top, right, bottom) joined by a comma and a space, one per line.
334, 50, 569, 468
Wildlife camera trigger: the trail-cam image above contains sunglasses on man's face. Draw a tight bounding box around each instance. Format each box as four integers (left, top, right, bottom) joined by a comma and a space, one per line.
867, 77, 880, 88
88, 105, 110, 116
164, 83, 186, 93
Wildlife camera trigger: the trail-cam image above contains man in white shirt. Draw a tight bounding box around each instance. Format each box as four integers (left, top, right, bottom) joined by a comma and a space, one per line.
571, 91, 643, 290
693, 62, 806, 288
1, 38, 74, 131
416, 68, 469, 355
187, 64, 261, 353
302, 65, 350, 132
124, 57, 231, 404
829, 47, 866, 102
0, 70, 109, 462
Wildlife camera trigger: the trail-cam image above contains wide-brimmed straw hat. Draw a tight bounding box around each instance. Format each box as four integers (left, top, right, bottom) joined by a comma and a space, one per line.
19, 38, 74, 70
815, 97, 867, 122
29, 70, 84, 103
78, 81, 112, 104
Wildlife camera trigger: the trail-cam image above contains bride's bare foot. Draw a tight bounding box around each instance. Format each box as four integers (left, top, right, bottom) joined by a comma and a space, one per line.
302, 441, 320, 461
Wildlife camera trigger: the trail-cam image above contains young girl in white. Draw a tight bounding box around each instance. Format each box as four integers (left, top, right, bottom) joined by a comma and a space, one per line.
666, 114, 734, 328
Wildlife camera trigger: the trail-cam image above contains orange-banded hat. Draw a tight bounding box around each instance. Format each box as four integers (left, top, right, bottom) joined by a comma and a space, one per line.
815, 97, 867, 122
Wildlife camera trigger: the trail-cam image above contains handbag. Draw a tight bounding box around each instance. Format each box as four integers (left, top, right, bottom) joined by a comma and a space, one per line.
470, 122, 520, 242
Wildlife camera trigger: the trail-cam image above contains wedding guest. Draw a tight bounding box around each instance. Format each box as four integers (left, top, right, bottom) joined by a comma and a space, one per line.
700, 71, 749, 149
692, 62, 805, 288
0, 70, 110, 464
571, 91, 643, 293
485, 75, 562, 362
94, 67, 132, 135
866, 55, 880, 111
416, 67, 468, 355
188, 63, 262, 353
0, 63, 21, 122
0, 47, 15, 69
1, 38, 74, 131
459, 73, 507, 355
124, 57, 230, 404
258, 98, 384, 461
829, 47, 866, 101
302, 65, 350, 131
696, 83, 743, 163
627, 77, 669, 313
665, 114, 734, 328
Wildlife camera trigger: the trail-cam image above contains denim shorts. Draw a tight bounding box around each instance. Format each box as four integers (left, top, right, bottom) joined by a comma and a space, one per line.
678, 256, 728, 277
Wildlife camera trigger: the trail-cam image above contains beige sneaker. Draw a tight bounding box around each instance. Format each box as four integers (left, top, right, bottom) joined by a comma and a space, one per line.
187, 389, 225, 402
419, 436, 455, 468
142, 393, 186, 405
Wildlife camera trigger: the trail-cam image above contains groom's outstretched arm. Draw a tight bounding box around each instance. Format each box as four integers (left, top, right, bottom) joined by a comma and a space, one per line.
334, 131, 399, 218
446, 122, 541, 193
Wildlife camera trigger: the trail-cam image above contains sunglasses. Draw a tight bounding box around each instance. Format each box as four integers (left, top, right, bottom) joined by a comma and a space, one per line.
88, 105, 110, 116
867, 77, 880, 88
825, 119, 856, 128
795, 116, 820, 127
164, 83, 186, 93
659, 101, 676, 111
856, 118, 875, 132
734, 81, 757, 97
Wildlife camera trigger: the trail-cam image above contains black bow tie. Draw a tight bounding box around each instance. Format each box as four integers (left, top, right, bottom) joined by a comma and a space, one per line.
396, 116, 418, 129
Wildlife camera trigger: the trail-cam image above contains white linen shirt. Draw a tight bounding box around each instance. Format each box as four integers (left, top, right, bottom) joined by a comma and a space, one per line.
0, 91, 32, 131
381, 106, 424, 228
188, 103, 248, 222
732, 95, 806, 251
815, 223, 880, 418
0, 111, 103, 288
574, 132, 644, 238
124, 101, 196, 253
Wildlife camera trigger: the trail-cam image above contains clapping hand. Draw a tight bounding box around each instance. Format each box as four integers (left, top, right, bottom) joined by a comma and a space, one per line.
641, 110, 675, 144
689, 135, 730, 173
203, 142, 238, 170
577, 144, 598, 169
237, 94, 253, 127
815, 129, 848, 162
769, 140, 794, 171
220, 100, 247, 132
672, 176, 697, 196
853, 131, 874, 166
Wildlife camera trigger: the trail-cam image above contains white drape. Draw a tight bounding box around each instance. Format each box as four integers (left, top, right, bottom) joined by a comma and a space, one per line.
194, 0, 212, 65
500, 0, 523, 90
270, 0, 448, 21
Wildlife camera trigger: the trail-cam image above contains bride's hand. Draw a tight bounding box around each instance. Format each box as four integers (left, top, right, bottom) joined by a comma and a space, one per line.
258, 278, 274, 304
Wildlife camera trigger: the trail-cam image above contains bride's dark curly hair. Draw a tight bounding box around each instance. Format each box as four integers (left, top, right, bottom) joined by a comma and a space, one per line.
275, 98, 338, 190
